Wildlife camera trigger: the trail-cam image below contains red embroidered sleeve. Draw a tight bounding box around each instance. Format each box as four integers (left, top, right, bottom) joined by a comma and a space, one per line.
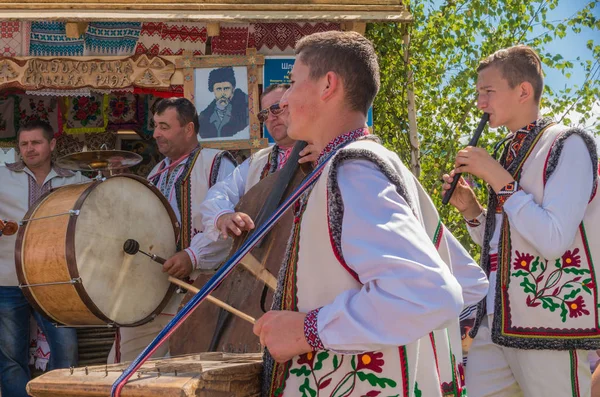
304, 307, 325, 350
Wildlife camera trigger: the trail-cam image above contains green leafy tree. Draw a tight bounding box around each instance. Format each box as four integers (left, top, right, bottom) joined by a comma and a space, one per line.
367, 0, 600, 258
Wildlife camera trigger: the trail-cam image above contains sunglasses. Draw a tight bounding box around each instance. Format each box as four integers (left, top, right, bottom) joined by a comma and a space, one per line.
257, 102, 284, 123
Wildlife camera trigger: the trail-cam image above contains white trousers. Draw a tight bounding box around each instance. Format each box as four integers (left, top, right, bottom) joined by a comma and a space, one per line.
107, 314, 173, 364
466, 315, 591, 397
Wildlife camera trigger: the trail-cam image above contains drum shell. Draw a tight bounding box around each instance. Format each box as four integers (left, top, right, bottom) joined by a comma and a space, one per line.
15, 174, 178, 327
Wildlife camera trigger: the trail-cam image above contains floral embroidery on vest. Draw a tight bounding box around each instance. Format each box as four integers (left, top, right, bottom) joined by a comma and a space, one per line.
512, 248, 593, 322
288, 351, 397, 397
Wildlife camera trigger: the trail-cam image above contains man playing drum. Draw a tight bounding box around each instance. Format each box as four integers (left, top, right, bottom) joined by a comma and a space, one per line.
108, 97, 236, 363
0, 120, 88, 397
200, 83, 318, 241
252, 31, 489, 396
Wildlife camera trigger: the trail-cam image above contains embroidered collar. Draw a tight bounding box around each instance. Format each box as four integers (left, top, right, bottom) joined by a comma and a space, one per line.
316, 127, 370, 165
5, 160, 75, 177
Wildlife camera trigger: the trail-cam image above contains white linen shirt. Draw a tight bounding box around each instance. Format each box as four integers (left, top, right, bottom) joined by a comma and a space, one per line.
0, 162, 89, 286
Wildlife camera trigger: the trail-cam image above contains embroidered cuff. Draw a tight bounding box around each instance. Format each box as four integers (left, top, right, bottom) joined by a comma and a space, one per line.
213, 209, 235, 237
304, 308, 325, 351
184, 248, 199, 270
464, 209, 486, 228
496, 181, 521, 211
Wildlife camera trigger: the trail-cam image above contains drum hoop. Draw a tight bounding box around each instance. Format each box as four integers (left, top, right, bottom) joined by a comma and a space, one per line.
15, 185, 74, 325
17, 174, 179, 327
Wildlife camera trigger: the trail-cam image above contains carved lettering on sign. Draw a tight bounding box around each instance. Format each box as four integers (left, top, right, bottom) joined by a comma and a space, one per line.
0, 55, 174, 90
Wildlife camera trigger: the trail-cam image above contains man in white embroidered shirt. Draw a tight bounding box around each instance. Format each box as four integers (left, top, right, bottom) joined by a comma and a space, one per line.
0, 120, 88, 397
253, 31, 488, 397
107, 97, 236, 364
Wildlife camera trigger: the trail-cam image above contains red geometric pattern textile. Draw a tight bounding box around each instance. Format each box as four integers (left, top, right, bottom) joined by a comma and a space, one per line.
135, 22, 207, 56
0, 21, 30, 56
249, 22, 341, 54
211, 23, 249, 55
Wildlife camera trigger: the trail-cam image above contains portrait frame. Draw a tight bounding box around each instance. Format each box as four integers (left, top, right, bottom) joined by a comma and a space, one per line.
177, 49, 268, 152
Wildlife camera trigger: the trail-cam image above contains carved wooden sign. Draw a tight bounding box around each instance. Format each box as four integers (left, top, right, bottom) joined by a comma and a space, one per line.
0, 55, 175, 90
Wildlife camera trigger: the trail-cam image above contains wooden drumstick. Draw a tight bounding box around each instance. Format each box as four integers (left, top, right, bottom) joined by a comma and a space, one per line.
123, 239, 255, 325
166, 277, 255, 325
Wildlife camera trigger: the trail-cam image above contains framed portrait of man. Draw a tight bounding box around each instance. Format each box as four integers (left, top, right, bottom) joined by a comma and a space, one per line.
195, 66, 249, 141
177, 49, 268, 152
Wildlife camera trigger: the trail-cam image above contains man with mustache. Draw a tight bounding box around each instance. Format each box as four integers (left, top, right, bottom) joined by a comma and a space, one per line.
0, 120, 88, 397
198, 66, 249, 139
108, 97, 236, 364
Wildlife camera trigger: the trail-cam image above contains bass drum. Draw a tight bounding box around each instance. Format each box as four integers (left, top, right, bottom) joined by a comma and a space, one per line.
16, 174, 178, 327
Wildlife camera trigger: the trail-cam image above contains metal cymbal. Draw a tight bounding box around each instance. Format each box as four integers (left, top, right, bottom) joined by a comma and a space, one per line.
56, 150, 143, 171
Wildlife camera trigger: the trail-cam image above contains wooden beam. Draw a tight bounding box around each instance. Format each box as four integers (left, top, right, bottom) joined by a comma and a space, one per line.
0, 8, 413, 24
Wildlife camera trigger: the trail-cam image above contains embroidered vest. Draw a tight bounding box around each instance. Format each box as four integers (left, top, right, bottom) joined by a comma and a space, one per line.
149, 147, 234, 271
266, 140, 466, 397
473, 123, 600, 350
245, 145, 277, 194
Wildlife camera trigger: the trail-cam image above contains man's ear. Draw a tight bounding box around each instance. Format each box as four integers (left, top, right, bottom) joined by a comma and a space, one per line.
50, 138, 57, 152
321, 71, 340, 101
186, 121, 196, 137
518, 81, 535, 104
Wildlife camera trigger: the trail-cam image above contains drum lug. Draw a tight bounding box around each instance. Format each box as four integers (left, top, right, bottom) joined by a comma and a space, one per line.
19, 277, 82, 288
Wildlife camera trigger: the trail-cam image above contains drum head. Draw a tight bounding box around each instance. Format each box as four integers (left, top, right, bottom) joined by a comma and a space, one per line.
74, 176, 176, 326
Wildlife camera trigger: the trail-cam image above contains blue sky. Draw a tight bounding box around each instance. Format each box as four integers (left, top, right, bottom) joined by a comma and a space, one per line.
540, 0, 598, 94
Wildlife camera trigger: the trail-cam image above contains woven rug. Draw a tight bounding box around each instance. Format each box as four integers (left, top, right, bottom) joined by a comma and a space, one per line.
29, 22, 84, 56
211, 23, 249, 55
84, 22, 141, 56
249, 22, 341, 55
63, 94, 109, 134
16, 95, 61, 136
107, 93, 138, 130
135, 22, 207, 56
0, 21, 30, 56
0, 95, 17, 140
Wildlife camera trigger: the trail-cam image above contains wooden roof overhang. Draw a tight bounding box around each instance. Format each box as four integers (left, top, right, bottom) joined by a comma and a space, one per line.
0, 0, 412, 24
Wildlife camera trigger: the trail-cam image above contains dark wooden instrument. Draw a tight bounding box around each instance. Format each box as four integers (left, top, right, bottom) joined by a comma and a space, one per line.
442, 112, 489, 205
27, 352, 263, 397
0, 219, 18, 237
170, 142, 313, 355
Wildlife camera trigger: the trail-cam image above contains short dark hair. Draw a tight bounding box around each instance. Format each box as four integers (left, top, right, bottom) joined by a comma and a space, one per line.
478, 45, 544, 103
208, 67, 236, 92
295, 31, 380, 115
260, 83, 290, 103
154, 97, 200, 134
17, 120, 54, 142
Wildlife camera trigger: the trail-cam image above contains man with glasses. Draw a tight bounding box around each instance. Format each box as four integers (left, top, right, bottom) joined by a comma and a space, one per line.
199, 83, 318, 240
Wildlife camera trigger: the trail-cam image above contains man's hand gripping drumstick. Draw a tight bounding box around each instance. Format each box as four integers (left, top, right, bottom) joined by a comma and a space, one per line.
123, 239, 255, 325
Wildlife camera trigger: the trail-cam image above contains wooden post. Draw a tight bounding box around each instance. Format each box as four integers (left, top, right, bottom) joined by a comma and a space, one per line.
65, 22, 88, 39
403, 27, 420, 178
342, 22, 367, 35
207, 22, 220, 37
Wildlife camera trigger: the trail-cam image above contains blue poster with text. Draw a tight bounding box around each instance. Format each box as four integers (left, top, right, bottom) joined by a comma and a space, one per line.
262, 56, 373, 143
